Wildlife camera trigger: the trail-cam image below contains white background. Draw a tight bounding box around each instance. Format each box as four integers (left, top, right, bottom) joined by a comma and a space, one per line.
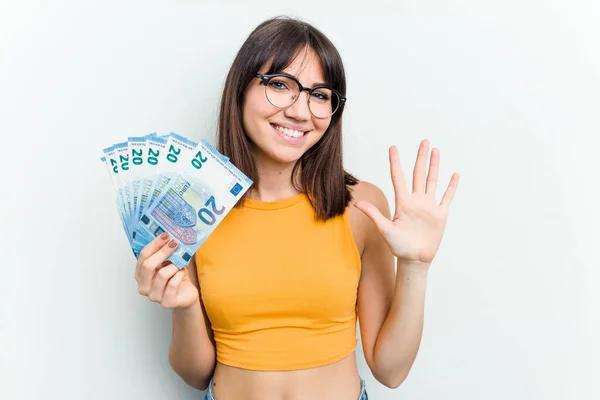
1, 0, 598, 399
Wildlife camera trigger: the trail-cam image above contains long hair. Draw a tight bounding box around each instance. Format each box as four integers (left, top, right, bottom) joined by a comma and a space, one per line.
217, 16, 359, 222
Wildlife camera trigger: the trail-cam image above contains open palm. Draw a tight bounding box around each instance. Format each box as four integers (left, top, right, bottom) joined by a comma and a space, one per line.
355, 140, 459, 264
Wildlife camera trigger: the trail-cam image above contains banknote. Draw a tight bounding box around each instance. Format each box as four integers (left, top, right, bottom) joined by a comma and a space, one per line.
127, 133, 198, 248
128, 133, 157, 230
134, 139, 251, 267
101, 155, 132, 248
102, 145, 133, 245
102, 133, 252, 264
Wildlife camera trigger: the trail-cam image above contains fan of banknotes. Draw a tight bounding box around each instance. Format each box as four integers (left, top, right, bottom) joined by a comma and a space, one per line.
101, 133, 253, 268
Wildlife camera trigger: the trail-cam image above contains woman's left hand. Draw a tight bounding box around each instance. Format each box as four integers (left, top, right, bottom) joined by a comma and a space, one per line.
354, 139, 460, 266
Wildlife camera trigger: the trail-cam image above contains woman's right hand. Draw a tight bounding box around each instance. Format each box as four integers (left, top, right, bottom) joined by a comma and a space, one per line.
135, 232, 199, 309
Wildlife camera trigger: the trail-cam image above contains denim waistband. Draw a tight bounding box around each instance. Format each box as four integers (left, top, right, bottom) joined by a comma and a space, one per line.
204, 377, 368, 400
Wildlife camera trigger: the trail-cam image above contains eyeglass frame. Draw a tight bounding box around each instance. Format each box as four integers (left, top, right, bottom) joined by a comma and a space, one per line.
255, 73, 347, 118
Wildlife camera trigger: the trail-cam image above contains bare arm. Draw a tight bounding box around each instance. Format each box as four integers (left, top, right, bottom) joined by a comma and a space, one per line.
168, 255, 217, 391
356, 142, 458, 388
134, 233, 216, 391
354, 181, 426, 388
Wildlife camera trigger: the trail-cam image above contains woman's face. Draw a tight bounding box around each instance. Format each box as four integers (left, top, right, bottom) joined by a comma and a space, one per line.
242, 48, 332, 165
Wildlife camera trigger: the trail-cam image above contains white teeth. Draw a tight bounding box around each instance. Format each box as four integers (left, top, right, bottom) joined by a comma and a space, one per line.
274, 125, 304, 138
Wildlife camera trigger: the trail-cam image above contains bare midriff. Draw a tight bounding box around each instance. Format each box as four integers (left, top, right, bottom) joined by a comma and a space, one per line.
210, 351, 362, 400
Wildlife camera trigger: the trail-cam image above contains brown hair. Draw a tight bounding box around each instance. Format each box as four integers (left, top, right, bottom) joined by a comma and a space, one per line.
216, 16, 359, 222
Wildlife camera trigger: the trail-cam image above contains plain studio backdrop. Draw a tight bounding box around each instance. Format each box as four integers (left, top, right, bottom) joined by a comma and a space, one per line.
0, 0, 598, 399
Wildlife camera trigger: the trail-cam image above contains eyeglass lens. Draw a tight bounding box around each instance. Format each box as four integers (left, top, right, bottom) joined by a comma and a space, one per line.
264, 76, 339, 118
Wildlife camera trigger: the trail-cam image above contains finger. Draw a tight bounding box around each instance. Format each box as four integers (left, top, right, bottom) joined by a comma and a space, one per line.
389, 146, 409, 208
138, 239, 179, 296
148, 263, 179, 303
150, 260, 173, 289
440, 172, 460, 210
138, 232, 171, 262
152, 260, 176, 283
354, 200, 391, 233
161, 269, 185, 309
135, 232, 170, 281
425, 148, 440, 197
412, 139, 430, 193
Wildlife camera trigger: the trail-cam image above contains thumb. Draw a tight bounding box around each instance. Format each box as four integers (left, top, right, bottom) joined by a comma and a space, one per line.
354, 200, 391, 233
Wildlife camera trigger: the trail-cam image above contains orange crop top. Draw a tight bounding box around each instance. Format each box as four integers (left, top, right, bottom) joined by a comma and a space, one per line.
195, 192, 362, 371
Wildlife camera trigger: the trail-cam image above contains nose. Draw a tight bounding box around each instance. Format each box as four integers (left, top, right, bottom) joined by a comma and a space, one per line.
283, 90, 311, 121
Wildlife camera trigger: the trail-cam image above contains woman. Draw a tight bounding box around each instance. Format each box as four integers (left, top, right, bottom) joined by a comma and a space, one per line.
135, 16, 459, 400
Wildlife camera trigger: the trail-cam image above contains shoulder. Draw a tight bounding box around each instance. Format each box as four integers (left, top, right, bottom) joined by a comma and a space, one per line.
347, 180, 391, 257
350, 180, 389, 212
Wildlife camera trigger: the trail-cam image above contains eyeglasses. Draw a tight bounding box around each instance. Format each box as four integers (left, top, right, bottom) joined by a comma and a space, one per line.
255, 73, 346, 119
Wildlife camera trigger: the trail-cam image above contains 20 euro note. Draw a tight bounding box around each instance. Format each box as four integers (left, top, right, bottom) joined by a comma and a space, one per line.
130, 133, 201, 246
101, 155, 133, 247
134, 139, 252, 268
100, 153, 148, 256
101, 146, 134, 245
102, 141, 154, 251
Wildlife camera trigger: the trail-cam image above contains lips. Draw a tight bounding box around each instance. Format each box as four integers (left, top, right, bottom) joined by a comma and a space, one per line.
270, 123, 308, 144
270, 123, 308, 138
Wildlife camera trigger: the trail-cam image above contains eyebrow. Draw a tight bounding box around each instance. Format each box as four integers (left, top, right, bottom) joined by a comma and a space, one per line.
276, 71, 329, 88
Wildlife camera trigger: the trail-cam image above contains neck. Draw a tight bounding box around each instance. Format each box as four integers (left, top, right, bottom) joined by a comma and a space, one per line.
247, 150, 303, 202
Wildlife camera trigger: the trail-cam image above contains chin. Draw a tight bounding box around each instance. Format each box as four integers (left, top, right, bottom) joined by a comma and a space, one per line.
268, 148, 304, 165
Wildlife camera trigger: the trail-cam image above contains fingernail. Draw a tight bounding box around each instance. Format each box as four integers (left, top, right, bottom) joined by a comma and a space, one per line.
168, 239, 178, 248
160, 232, 169, 240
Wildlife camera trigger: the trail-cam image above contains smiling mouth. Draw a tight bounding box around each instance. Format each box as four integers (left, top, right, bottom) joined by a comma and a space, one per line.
270, 123, 308, 138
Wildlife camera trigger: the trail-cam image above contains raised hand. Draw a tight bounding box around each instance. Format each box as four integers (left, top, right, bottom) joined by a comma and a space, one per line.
354, 140, 459, 265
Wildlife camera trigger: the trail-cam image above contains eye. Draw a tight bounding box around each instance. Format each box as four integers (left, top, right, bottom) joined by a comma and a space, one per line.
311, 91, 330, 101
268, 79, 290, 91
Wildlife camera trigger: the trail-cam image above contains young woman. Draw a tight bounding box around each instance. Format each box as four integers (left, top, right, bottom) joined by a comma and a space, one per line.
134, 16, 459, 400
